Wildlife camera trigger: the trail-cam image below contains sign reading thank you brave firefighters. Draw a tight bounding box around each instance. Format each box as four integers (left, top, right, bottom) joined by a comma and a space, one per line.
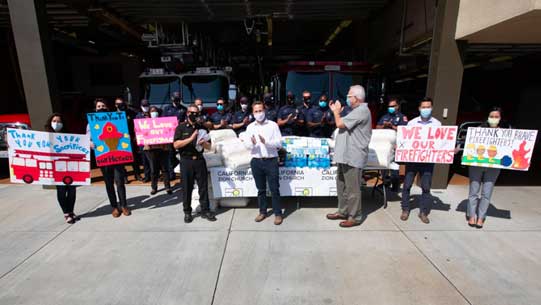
87, 111, 133, 167
7, 128, 91, 185
462, 127, 537, 171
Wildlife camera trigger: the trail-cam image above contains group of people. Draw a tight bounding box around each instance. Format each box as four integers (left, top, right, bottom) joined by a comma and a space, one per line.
45, 84, 508, 229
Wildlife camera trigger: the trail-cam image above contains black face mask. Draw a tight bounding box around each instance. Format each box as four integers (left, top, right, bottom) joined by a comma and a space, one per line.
116, 104, 127, 111
97, 108, 108, 112
173, 98, 182, 107
287, 96, 294, 104
303, 97, 311, 103
188, 113, 200, 123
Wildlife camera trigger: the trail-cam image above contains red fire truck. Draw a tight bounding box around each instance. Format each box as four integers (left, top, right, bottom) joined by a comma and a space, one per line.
11, 149, 90, 185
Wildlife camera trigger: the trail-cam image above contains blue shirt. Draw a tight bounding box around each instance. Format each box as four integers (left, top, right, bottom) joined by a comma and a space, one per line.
278, 105, 301, 136
232, 110, 252, 134
210, 111, 233, 127
306, 106, 333, 137
162, 104, 187, 123
265, 106, 278, 122
377, 111, 408, 127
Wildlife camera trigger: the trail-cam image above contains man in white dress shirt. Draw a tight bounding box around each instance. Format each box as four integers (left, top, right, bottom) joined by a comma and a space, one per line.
400, 97, 441, 224
243, 101, 284, 225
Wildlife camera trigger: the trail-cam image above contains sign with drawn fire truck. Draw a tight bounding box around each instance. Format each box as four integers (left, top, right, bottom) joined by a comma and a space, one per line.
7, 128, 91, 185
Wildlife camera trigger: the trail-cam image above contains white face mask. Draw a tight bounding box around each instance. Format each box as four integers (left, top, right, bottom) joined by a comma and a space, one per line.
141, 106, 149, 112
150, 111, 159, 118
254, 112, 265, 122
51, 122, 63, 132
197, 105, 203, 111
487, 117, 500, 127
241, 104, 248, 111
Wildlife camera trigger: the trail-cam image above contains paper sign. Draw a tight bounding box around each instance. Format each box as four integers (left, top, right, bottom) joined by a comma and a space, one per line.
462, 127, 537, 171
209, 167, 338, 198
7, 128, 91, 185
87, 111, 133, 167
395, 125, 458, 164
134, 117, 178, 145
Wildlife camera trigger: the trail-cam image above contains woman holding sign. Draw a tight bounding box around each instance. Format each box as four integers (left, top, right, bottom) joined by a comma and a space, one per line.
45, 113, 81, 224
144, 106, 172, 195
467, 107, 510, 228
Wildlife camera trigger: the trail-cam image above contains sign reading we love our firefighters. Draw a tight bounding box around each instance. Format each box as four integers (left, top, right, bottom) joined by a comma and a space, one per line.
134, 117, 178, 146
462, 127, 537, 171
395, 126, 458, 164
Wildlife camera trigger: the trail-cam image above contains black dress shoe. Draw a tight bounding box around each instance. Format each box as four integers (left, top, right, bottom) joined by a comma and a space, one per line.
142, 178, 151, 183
166, 188, 173, 195
201, 212, 217, 222
184, 214, 193, 223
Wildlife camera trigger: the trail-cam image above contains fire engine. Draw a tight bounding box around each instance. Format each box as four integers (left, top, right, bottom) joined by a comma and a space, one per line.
11, 149, 90, 185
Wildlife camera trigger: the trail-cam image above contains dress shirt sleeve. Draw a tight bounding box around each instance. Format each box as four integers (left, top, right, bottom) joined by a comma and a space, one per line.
265, 123, 282, 149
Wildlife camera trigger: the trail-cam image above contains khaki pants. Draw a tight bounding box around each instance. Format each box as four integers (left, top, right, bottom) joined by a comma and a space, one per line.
336, 163, 363, 221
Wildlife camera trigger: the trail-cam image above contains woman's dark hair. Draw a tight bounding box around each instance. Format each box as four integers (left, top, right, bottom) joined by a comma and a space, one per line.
149, 105, 162, 115
94, 98, 107, 108
488, 106, 503, 117
44, 112, 67, 132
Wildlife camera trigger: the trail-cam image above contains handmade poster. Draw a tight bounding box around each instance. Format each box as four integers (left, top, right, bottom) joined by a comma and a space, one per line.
7, 128, 91, 185
462, 127, 537, 171
87, 111, 133, 167
209, 167, 338, 198
134, 117, 178, 146
395, 125, 458, 164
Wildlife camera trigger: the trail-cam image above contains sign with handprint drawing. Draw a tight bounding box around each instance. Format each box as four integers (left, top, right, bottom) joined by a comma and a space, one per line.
462, 127, 538, 171
87, 111, 134, 167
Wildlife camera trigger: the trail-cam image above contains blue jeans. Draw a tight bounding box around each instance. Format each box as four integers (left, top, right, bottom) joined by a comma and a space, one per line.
401, 163, 434, 214
251, 158, 282, 216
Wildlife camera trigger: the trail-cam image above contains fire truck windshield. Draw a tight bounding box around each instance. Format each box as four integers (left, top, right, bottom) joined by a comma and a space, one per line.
181, 75, 228, 105
140, 76, 181, 105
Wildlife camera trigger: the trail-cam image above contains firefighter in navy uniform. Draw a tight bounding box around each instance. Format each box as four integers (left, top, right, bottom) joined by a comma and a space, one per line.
231, 96, 253, 134
295, 90, 312, 136
277, 91, 301, 136
209, 98, 233, 130
173, 104, 217, 223
306, 94, 333, 138
263, 93, 278, 122
376, 97, 408, 192
162, 92, 187, 180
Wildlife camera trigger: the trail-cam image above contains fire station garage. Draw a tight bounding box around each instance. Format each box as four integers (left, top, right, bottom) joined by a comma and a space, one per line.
0, 0, 540, 186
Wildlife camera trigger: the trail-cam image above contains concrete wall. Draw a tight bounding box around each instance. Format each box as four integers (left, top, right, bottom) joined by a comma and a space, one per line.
456, 0, 541, 42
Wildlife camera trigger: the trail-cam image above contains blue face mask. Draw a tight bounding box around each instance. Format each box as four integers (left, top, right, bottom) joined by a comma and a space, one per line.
420, 108, 432, 118
346, 97, 352, 107
216, 104, 224, 111
388, 107, 396, 114
319, 101, 327, 108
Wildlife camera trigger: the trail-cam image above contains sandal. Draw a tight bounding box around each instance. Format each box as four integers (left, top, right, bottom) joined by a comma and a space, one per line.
468, 217, 476, 227
70, 213, 81, 221
64, 214, 75, 224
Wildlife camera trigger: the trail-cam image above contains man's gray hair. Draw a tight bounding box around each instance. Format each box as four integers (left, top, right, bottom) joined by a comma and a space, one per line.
350, 85, 366, 101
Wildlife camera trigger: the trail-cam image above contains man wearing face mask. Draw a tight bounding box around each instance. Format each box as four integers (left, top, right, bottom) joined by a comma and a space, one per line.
306, 94, 332, 138
295, 90, 312, 136
136, 99, 152, 183
376, 96, 408, 130
277, 91, 300, 136
210, 98, 233, 130
376, 96, 408, 192
231, 96, 253, 134
400, 97, 441, 224
193, 98, 212, 130
163, 92, 188, 123
263, 93, 278, 122
326, 85, 372, 228
115, 97, 143, 182
173, 104, 216, 223
242, 101, 284, 225
162, 92, 187, 181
